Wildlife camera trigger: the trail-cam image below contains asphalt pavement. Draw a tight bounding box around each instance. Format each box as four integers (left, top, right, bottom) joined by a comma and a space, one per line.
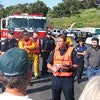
0, 57, 88, 100
0, 39, 88, 100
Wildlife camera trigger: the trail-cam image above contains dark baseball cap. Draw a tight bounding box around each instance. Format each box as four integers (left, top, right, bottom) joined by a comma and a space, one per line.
0, 47, 32, 76
23, 30, 29, 35
7, 28, 14, 35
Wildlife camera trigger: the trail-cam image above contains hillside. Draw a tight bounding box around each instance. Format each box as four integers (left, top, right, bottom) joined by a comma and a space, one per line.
49, 8, 100, 29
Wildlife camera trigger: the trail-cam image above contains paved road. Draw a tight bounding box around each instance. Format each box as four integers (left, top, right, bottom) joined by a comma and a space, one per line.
26, 67, 88, 100
0, 57, 88, 100
0, 39, 88, 100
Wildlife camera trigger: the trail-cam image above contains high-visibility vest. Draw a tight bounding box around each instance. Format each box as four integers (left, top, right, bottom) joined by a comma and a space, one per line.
22, 38, 33, 46
19, 38, 33, 53
31, 38, 40, 54
53, 46, 74, 77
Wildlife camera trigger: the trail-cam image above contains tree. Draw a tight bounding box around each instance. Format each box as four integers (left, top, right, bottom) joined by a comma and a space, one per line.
51, 0, 79, 18
28, 1, 48, 16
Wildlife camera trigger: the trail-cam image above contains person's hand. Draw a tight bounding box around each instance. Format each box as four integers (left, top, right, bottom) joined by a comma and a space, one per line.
52, 65, 60, 72
24, 46, 27, 49
72, 64, 78, 68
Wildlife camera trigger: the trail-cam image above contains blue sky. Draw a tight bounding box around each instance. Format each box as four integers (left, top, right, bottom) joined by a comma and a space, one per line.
1, 0, 62, 8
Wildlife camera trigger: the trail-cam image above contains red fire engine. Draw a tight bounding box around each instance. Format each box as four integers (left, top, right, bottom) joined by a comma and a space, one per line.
0, 12, 47, 41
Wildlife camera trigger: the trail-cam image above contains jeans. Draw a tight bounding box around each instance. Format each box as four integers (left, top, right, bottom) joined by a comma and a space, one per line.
87, 66, 100, 79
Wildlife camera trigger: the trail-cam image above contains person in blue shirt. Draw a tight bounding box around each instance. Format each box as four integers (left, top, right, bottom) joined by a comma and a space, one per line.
75, 38, 87, 83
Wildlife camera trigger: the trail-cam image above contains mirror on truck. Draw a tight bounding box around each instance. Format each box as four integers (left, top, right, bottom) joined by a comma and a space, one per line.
1, 19, 7, 29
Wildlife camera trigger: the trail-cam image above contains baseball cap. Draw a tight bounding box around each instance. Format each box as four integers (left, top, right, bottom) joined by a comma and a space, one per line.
0, 47, 32, 76
23, 30, 29, 35
7, 28, 14, 35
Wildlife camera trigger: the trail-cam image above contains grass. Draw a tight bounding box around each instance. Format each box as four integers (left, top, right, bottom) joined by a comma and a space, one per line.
49, 8, 100, 29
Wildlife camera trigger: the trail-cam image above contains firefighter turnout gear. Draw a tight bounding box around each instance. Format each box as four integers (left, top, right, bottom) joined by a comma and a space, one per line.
18, 37, 35, 59
67, 37, 73, 46
31, 37, 41, 78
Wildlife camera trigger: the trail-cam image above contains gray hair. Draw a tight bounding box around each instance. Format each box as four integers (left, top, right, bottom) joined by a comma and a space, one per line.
2, 74, 28, 89
79, 76, 100, 100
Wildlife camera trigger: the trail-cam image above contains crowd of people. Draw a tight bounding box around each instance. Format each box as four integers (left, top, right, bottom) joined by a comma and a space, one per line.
0, 28, 100, 100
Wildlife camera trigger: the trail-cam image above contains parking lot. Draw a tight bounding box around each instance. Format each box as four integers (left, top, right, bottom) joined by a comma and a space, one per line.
0, 56, 88, 100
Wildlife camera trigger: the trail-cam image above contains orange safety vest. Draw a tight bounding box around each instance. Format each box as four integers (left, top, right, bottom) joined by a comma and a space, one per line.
22, 38, 33, 46
21, 38, 33, 53
31, 38, 40, 54
53, 46, 74, 77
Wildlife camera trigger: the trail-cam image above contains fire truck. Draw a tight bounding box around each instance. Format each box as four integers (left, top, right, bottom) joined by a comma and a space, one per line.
0, 12, 47, 41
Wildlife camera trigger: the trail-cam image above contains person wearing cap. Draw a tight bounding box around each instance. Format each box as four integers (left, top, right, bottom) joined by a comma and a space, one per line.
1, 28, 18, 55
18, 30, 35, 61
0, 47, 32, 100
41, 31, 55, 75
31, 30, 41, 79
84, 37, 100, 79
75, 38, 87, 83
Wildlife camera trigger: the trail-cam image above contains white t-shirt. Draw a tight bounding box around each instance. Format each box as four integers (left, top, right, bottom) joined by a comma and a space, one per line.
0, 92, 33, 100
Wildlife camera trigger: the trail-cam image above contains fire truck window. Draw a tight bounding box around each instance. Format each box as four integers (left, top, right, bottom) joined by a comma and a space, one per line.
8, 18, 46, 31
29, 19, 46, 31
9, 18, 28, 29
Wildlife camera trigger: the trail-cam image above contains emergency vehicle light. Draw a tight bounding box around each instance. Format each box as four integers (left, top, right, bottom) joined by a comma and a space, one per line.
13, 12, 43, 17
28, 13, 43, 17
13, 12, 22, 15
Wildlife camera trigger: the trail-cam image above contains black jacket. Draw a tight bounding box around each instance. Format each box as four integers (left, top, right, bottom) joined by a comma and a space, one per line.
1, 38, 18, 52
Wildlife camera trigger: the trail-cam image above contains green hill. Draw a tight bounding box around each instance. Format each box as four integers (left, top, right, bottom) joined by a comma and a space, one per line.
49, 8, 100, 29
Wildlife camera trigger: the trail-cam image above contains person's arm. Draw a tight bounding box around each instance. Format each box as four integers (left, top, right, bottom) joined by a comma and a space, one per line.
14, 39, 18, 47
1, 40, 7, 55
84, 48, 90, 66
47, 50, 59, 72
51, 38, 56, 50
77, 45, 87, 56
18, 40, 24, 49
77, 51, 86, 56
41, 38, 45, 51
26, 42, 35, 49
71, 49, 78, 68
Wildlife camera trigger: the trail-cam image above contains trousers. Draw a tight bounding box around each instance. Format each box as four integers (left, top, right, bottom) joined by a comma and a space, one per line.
52, 75, 74, 100
87, 66, 100, 79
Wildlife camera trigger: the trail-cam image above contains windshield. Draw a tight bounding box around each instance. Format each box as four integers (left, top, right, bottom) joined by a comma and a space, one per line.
8, 18, 46, 31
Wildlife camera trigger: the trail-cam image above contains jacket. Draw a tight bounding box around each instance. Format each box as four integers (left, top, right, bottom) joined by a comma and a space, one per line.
18, 38, 35, 53
53, 46, 74, 76
1, 38, 18, 52
41, 37, 55, 52
84, 45, 100, 68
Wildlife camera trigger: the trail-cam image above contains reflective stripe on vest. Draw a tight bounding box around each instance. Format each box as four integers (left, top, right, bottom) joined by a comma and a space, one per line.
53, 46, 74, 77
